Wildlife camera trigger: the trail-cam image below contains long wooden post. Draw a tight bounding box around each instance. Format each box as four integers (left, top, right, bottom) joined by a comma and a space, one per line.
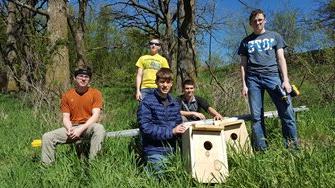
105, 106, 309, 138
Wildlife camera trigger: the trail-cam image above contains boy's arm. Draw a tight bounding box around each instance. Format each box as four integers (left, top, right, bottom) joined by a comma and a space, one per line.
136, 68, 143, 101
277, 48, 292, 93
173, 109, 186, 134
63, 112, 73, 135
180, 110, 206, 120
68, 108, 101, 139
208, 107, 223, 120
240, 55, 248, 96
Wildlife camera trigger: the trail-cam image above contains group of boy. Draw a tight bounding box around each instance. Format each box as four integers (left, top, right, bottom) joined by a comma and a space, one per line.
41, 9, 299, 175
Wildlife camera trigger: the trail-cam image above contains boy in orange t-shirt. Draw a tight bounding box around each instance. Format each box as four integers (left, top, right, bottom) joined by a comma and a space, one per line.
41, 67, 105, 164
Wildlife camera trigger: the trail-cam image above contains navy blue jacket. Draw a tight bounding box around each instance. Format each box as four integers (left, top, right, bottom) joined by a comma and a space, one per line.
137, 89, 182, 155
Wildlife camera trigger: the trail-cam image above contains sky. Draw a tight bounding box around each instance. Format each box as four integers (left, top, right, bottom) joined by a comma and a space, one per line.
219, 0, 319, 14
93, 0, 327, 63
200, 0, 323, 64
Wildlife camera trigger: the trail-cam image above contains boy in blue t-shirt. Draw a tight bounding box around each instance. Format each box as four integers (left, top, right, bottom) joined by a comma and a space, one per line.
238, 9, 299, 151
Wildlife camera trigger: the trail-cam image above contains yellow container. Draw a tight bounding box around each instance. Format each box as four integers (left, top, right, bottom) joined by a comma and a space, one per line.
291, 85, 301, 96
31, 139, 42, 148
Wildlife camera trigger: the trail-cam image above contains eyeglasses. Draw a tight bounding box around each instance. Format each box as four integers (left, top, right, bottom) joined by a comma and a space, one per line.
149, 42, 161, 46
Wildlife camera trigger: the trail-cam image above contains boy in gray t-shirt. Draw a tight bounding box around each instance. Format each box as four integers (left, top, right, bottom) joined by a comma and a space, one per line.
238, 9, 299, 151
238, 31, 287, 74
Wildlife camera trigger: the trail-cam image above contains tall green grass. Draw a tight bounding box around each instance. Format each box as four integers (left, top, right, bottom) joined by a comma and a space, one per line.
0, 65, 334, 187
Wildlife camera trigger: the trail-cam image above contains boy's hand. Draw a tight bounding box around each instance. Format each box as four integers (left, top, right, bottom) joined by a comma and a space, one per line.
173, 124, 187, 135
69, 127, 84, 140
282, 81, 292, 93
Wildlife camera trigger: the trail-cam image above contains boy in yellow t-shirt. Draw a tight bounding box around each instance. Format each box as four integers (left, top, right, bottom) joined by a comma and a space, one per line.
135, 39, 169, 101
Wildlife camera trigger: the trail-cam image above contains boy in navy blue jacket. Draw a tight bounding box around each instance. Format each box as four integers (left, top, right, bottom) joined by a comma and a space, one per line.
137, 68, 186, 174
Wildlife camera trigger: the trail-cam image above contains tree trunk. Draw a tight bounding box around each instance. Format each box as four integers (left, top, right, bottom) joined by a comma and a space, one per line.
160, 0, 176, 70
5, 1, 19, 92
46, 0, 70, 91
177, 0, 197, 90
20, 0, 39, 91
74, 26, 86, 68
68, 0, 88, 68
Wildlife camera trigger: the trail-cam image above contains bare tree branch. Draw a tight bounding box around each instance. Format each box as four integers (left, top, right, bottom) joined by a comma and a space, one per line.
237, 0, 256, 10
204, 60, 228, 95
8, 0, 49, 18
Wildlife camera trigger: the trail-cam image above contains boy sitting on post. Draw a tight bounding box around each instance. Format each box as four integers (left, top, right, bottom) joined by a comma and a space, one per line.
41, 67, 105, 165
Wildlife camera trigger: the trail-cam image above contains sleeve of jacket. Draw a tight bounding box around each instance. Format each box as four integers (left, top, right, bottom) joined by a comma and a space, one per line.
137, 101, 174, 141
175, 102, 183, 125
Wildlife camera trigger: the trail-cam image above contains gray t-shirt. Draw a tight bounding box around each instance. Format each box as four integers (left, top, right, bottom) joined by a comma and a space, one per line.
238, 31, 287, 75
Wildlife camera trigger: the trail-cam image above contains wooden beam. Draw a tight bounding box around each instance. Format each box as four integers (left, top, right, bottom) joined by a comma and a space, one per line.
105, 106, 309, 138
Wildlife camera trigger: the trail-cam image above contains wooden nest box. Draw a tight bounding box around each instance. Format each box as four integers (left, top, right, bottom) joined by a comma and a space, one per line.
220, 119, 252, 153
182, 118, 251, 183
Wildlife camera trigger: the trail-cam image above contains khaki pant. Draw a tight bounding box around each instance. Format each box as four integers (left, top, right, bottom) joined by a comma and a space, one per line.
41, 123, 105, 164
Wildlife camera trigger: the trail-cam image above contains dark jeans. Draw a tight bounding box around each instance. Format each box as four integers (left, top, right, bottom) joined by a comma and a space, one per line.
141, 88, 155, 100
246, 73, 298, 150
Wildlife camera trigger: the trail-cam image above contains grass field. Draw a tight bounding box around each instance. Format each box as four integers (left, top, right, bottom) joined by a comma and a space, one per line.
0, 64, 334, 187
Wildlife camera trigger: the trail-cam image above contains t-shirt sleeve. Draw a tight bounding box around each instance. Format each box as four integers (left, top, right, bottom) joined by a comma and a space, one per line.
161, 57, 169, 68
93, 90, 103, 109
135, 56, 144, 68
275, 33, 287, 50
60, 94, 70, 113
196, 96, 210, 112
238, 40, 248, 56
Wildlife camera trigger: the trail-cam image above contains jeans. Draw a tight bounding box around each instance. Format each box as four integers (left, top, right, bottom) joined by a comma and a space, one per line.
144, 153, 169, 177
141, 88, 155, 100
246, 73, 298, 150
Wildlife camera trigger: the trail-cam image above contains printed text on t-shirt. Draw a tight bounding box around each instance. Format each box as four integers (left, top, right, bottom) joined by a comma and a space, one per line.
248, 38, 275, 53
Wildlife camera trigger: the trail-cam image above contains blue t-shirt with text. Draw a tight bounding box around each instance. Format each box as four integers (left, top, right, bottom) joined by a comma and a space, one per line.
238, 31, 287, 74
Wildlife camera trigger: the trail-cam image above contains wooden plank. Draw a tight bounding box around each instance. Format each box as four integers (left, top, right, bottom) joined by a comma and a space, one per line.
105, 106, 309, 138
192, 118, 241, 131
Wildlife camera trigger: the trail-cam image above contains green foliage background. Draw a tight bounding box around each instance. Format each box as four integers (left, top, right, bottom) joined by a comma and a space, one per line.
0, 1, 335, 187
0, 59, 334, 187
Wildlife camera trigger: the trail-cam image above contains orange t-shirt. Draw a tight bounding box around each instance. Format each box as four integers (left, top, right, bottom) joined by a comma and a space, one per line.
61, 88, 103, 124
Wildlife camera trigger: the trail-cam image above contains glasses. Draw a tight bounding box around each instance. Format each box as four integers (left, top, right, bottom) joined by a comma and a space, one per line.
149, 42, 161, 46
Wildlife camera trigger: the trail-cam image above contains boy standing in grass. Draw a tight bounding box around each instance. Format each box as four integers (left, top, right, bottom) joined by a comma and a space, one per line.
135, 39, 169, 101
137, 68, 186, 174
177, 79, 224, 122
41, 67, 105, 164
238, 9, 299, 151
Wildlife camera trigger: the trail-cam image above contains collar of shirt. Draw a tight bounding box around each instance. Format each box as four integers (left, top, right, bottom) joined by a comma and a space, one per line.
183, 95, 196, 104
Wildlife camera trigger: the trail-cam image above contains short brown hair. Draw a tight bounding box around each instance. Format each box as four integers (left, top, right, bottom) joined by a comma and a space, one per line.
156, 68, 173, 82
182, 79, 195, 88
249, 9, 266, 24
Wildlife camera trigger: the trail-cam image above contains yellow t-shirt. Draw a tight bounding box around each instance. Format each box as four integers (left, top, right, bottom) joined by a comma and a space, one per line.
136, 54, 169, 89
